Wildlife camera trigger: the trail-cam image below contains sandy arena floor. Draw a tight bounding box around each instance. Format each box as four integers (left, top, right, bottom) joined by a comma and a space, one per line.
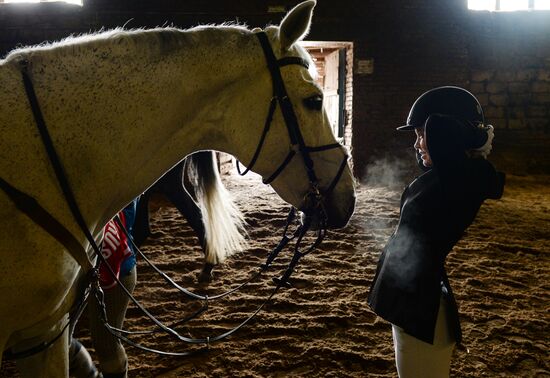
1, 169, 549, 377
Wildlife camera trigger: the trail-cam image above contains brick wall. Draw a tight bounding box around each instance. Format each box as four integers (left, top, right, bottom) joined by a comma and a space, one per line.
344, 45, 354, 149
1, 0, 549, 177
465, 10, 550, 173
351, 0, 471, 177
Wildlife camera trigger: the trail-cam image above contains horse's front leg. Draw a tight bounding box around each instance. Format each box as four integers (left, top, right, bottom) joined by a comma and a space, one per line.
15, 318, 70, 378
88, 267, 137, 378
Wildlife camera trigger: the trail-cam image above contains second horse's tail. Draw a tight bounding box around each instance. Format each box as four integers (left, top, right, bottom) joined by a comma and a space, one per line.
187, 151, 248, 265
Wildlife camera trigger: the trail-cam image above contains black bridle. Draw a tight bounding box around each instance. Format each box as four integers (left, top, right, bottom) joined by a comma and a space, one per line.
238, 32, 349, 219
1, 31, 349, 359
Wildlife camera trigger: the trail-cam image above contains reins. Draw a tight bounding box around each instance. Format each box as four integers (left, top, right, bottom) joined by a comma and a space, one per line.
114, 206, 300, 303
1, 30, 347, 359
98, 207, 321, 357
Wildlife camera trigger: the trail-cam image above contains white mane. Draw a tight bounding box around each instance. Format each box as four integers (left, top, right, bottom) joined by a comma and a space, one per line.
2, 24, 252, 63
2, 23, 317, 79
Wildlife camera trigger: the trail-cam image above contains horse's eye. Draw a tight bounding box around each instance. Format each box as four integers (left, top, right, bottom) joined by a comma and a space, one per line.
303, 95, 323, 111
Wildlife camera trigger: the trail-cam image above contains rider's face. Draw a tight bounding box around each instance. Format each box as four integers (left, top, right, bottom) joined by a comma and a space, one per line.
414, 127, 432, 167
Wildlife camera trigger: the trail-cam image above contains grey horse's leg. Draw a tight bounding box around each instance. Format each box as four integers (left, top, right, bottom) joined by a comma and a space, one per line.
132, 158, 207, 252
157, 159, 206, 248
133, 155, 216, 283
68, 271, 100, 378
88, 267, 137, 378
156, 157, 214, 283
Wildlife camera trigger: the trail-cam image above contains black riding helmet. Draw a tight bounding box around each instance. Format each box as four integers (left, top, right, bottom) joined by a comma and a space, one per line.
398, 86, 485, 131
400, 86, 489, 170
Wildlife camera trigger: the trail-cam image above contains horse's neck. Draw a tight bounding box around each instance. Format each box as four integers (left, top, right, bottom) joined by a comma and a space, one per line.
29, 28, 268, 234
88, 30, 267, 228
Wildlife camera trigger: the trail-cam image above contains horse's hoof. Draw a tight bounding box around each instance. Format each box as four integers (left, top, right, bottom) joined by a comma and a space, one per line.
100, 361, 128, 378
69, 339, 100, 378
101, 370, 128, 378
197, 271, 213, 284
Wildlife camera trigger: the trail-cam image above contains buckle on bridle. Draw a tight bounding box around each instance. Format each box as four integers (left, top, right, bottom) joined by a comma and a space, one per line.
301, 184, 327, 227
302, 184, 322, 210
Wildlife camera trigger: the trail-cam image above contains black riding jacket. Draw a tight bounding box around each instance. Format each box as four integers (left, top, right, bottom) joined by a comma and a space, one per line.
367, 115, 505, 344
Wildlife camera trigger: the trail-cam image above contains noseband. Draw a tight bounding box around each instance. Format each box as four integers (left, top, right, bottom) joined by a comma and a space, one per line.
238, 32, 349, 219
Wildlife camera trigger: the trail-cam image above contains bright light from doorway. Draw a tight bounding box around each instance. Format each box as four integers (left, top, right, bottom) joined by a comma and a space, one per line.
468, 0, 497, 10
500, 0, 528, 11
468, 0, 550, 10
534, 0, 550, 9
3, 0, 82, 4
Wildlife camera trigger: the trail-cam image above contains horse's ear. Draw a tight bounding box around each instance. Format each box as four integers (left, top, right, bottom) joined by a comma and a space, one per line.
278, 0, 316, 52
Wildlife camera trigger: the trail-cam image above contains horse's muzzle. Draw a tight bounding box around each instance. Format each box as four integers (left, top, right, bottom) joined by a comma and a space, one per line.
322, 190, 356, 229
300, 191, 355, 230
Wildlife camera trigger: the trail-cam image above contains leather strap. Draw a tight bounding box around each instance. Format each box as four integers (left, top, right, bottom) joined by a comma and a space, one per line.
0, 176, 93, 270
20, 61, 103, 263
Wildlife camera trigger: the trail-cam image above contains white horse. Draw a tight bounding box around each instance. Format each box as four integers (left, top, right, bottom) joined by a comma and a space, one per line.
0, 1, 356, 376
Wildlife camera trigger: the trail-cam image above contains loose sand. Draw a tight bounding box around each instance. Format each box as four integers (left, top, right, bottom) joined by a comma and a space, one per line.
2, 171, 548, 377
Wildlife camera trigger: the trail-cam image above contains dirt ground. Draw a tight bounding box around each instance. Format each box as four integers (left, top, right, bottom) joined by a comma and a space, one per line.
1, 168, 549, 377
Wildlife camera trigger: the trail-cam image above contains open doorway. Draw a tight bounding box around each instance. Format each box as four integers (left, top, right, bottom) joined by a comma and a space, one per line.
300, 41, 353, 148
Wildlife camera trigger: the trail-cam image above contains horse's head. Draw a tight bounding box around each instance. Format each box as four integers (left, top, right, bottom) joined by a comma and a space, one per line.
238, 1, 356, 229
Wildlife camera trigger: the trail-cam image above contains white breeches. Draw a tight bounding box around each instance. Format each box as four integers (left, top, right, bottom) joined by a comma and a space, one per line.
391, 297, 456, 378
